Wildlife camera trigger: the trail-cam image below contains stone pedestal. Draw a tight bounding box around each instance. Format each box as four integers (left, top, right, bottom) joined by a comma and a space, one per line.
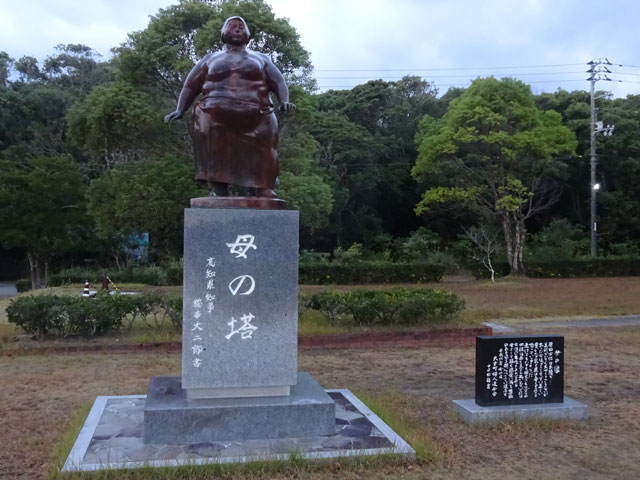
452, 396, 589, 423
181, 208, 298, 396
143, 206, 335, 444
144, 373, 336, 444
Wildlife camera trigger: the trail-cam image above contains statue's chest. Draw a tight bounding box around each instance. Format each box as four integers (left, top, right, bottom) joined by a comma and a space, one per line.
206, 54, 264, 81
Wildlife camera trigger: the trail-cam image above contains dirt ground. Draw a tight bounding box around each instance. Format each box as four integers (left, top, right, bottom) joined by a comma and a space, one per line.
1, 325, 639, 480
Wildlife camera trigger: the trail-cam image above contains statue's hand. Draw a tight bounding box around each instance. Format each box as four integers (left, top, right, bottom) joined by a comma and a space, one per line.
164, 111, 183, 123
278, 102, 296, 112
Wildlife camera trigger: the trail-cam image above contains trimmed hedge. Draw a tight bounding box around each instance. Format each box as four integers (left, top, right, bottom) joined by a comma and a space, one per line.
469, 258, 640, 279
48, 264, 180, 287
15, 261, 444, 291
6, 292, 182, 338
304, 287, 465, 326
525, 258, 640, 278
299, 261, 445, 284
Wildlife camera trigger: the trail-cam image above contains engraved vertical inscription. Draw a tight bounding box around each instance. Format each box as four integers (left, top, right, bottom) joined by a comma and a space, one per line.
475, 335, 564, 406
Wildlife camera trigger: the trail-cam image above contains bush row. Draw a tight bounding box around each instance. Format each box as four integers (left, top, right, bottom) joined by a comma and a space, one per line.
298, 262, 445, 284
469, 258, 640, 279
16, 261, 445, 292
301, 288, 465, 326
8, 286, 464, 338
47, 264, 183, 287
6, 292, 182, 338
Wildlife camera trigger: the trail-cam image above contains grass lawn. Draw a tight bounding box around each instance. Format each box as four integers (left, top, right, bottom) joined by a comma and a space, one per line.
1, 326, 639, 479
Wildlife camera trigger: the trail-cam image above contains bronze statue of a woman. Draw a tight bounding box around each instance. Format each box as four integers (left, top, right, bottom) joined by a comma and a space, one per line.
165, 16, 295, 198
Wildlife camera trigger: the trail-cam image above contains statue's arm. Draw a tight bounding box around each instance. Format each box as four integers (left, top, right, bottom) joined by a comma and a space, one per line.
165, 56, 209, 123
263, 55, 295, 112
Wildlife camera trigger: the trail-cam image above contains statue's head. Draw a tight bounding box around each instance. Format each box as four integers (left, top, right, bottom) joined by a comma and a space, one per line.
221, 16, 250, 45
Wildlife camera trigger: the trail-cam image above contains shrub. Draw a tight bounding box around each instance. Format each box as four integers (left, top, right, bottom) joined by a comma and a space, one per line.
525, 258, 640, 278
6, 294, 123, 337
332, 243, 363, 264
526, 219, 588, 261
307, 288, 465, 326
15, 278, 31, 293
162, 295, 183, 333
6, 291, 184, 338
306, 291, 348, 325
299, 261, 444, 284
6, 295, 69, 337
467, 257, 640, 279
63, 294, 123, 337
299, 250, 330, 264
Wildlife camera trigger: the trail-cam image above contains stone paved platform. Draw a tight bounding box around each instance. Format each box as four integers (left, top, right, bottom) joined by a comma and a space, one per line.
62, 390, 415, 472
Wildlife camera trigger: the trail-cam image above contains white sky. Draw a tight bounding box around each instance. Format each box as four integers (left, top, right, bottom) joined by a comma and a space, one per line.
1, 0, 639, 97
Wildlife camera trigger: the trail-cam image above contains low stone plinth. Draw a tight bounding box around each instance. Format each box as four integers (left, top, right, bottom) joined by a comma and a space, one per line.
143, 372, 335, 444
452, 396, 589, 423
62, 389, 414, 472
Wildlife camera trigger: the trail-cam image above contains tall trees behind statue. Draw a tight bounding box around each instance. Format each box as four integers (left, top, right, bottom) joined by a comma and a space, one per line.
87, 155, 203, 261
412, 77, 577, 274
0, 156, 89, 289
311, 77, 442, 249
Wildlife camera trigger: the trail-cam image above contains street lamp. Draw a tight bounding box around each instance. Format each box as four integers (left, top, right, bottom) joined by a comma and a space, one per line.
587, 59, 616, 257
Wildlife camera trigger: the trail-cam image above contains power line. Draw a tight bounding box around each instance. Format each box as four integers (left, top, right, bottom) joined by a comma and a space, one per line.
318, 79, 589, 89
316, 71, 586, 79
313, 63, 586, 72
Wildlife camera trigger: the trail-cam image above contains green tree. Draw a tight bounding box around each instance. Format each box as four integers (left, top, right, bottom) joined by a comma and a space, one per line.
592, 94, 640, 250
0, 156, 88, 288
413, 77, 577, 274
276, 126, 333, 237
1, 47, 112, 159
14, 56, 44, 83
115, 0, 313, 101
0, 51, 13, 87
87, 154, 203, 260
43, 44, 114, 96
312, 77, 441, 248
66, 81, 176, 168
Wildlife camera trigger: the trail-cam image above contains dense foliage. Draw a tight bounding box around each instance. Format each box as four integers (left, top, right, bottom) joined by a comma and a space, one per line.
1, 0, 639, 283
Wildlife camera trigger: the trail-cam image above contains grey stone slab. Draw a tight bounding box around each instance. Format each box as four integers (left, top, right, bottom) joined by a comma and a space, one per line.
63, 389, 414, 472
482, 322, 518, 333
451, 396, 589, 423
182, 208, 299, 392
187, 385, 290, 399
143, 372, 335, 444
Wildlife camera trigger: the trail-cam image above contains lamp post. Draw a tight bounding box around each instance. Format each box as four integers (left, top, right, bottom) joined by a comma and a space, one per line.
587, 59, 615, 257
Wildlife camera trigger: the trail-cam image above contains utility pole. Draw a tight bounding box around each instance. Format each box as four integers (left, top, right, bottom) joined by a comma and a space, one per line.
586, 59, 615, 257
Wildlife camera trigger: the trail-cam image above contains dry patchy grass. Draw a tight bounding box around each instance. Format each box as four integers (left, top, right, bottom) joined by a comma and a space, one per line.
1, 327, 639, 479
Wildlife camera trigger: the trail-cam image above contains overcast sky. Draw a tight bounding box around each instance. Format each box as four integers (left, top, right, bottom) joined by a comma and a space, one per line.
1, 0, 639, 97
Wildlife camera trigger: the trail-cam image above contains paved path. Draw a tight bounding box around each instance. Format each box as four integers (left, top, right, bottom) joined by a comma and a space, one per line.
485, 315, 640, 332
0, 282, 17, 299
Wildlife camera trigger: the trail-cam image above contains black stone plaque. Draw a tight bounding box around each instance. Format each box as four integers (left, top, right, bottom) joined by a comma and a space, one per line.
475, 335, 564, 407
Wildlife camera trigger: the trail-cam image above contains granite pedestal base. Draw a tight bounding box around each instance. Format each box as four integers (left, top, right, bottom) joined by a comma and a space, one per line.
62, 389, 415, 472
452, 396, 589, 423
143, 372, 335, 444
